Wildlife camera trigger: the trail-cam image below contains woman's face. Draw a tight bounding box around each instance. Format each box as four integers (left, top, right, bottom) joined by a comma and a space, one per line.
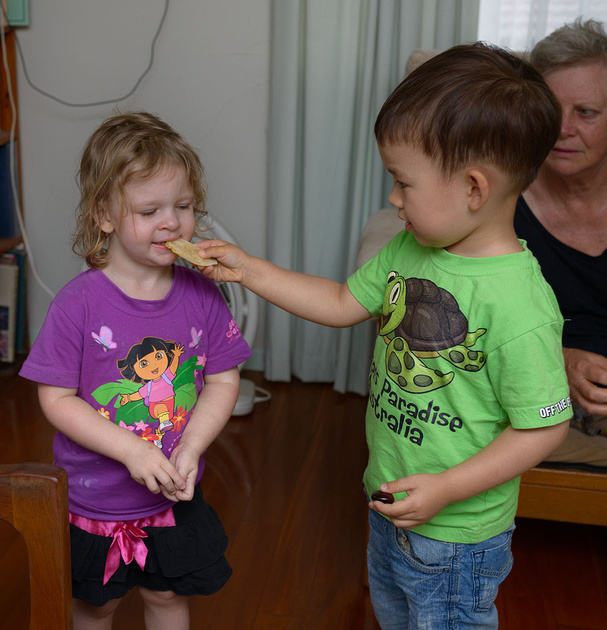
543, 62, 607, 179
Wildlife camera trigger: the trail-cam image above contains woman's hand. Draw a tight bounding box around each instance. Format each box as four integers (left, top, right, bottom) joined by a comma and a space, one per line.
563, 347, 607, 414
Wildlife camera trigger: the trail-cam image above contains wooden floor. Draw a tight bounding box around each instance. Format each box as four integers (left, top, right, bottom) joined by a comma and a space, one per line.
1, 360, 607, 629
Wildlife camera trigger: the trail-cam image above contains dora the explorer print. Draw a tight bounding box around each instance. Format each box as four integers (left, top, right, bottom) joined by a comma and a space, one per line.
93, 333, 206, 453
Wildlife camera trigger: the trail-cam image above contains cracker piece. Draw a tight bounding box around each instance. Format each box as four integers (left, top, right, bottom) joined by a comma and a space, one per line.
165, 238, 218, 266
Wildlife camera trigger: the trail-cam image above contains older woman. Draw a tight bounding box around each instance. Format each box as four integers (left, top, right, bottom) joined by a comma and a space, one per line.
514, 18, 607, 466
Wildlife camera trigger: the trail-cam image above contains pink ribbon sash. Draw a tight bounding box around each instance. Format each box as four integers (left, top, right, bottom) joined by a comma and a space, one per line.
70, 507, 176, 585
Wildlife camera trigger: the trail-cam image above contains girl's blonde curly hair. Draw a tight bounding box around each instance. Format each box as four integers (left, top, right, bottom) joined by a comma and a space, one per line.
72, 111, 208, 269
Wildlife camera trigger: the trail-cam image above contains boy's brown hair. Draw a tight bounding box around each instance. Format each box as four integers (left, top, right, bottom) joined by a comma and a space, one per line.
374, 42, 561, 193
73, 111, 208, 269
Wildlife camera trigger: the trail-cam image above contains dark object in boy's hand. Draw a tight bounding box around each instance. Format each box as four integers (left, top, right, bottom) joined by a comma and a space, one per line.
371, 490, 394, 504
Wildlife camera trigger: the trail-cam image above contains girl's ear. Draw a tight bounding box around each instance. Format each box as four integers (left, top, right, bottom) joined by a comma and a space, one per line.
465, 168, 489, 211
98, 207, 115, 234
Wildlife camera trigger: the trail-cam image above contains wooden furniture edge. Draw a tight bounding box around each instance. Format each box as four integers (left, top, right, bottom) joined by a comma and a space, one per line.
517, 466, 607, 526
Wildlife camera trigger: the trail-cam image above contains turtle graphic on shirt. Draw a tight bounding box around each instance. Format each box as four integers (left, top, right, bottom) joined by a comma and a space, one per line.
379, 273, 487, 394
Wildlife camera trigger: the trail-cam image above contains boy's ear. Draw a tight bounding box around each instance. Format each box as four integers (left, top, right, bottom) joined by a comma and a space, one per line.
465, 168, 489, 211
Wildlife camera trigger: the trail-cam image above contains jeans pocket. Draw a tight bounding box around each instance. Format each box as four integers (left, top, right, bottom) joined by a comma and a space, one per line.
394, 528, 451, 574
472, 530, 514, 612
395, 527, 412, 555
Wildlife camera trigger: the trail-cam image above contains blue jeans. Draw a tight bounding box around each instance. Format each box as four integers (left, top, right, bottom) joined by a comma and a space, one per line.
367, 508, 515, 629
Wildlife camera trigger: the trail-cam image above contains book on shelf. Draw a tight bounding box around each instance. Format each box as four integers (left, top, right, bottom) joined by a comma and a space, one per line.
0, 262, 18, 362
0, 242, 27, 360
0, 141, 21, 240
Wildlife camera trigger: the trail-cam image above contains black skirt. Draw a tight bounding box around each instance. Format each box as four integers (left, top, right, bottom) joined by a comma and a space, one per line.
70, 485, 232, 606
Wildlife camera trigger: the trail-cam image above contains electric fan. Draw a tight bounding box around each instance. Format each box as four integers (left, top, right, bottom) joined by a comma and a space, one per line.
193, 215, 270, 415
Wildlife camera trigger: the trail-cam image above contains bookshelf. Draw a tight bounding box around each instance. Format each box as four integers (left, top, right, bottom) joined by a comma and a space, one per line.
1, 24, 22, 255
1, 23, 26, 362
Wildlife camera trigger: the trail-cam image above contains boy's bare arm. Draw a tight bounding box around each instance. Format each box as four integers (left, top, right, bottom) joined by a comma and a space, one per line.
38, 383, 187, 500
197, 240, 372, 327
371, 419, 570, 529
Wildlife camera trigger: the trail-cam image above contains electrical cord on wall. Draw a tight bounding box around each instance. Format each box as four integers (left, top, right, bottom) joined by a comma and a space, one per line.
13, 0, 168, 108
0, 0, 169, 300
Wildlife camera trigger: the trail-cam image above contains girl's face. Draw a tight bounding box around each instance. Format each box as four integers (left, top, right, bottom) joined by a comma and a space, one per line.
100, 165, 196, 271
134, 348, 169, 381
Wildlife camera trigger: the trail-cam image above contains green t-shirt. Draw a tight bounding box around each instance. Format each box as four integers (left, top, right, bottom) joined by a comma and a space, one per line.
348, 231, 571, 544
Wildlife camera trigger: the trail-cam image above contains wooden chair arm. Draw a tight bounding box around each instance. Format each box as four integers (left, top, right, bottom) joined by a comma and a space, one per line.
0, 462, 73, 629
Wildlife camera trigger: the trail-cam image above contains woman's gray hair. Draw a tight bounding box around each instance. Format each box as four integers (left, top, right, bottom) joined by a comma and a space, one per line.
530, 18, 607, 74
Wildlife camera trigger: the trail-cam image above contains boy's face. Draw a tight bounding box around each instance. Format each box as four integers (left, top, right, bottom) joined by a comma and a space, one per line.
100, 165, 196, 271
378, 141, 475, 253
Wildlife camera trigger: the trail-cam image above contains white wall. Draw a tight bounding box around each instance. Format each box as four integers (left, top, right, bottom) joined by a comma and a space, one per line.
16, 0, 269, 360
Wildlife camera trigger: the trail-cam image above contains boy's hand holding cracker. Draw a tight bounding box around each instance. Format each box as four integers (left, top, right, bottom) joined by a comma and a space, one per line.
165, 238, 218, 267
195, 239, 251, 284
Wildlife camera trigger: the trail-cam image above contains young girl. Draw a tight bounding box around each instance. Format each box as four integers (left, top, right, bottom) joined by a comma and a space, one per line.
20, 112, 251, 630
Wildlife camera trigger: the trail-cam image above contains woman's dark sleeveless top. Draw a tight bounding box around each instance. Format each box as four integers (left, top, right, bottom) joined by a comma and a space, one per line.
514, 196, 607, 357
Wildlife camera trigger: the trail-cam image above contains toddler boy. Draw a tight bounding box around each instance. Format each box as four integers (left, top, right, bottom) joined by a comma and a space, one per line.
199, 43, 571, 628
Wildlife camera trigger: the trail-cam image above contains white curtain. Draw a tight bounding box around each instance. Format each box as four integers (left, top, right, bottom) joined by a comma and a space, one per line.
265, 0, 480, 393
478, 0, 607, 50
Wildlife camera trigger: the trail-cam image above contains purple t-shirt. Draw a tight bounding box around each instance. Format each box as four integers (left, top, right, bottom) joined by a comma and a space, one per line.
20, 265, 251, 520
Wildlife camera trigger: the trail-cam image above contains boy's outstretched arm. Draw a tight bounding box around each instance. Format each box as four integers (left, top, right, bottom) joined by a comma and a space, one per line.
38, 384, 187, 501
197, 240, 372, 327
370, 419, 570, 529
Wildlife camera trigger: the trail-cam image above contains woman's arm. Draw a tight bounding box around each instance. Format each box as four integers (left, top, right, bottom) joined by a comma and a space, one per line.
371, 420, 570, 529
168, 367, 241, 501
38, 383, 187, 500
